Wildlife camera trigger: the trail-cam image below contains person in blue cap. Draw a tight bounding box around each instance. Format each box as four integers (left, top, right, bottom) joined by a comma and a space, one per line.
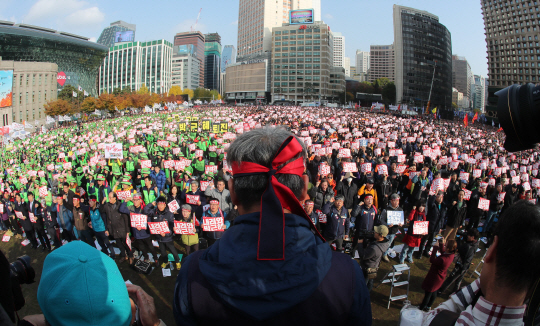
173, 127, 371, 326
20, 241, 166, 326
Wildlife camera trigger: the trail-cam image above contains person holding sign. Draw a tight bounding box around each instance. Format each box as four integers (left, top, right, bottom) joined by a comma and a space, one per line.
485, 183, 504, 234
179, 204, 199, 257
181, 180, 206, 218
322, 195, 350, 251
27, 192, 50, 252
174, 128, 370, 326
102, 192, 133, 265
377, 193, 404, 262
201, 199, 229, 247
418, 238, 457, 312
443, 190, 468, 241
420, 191, 447, 259
145, 196, 181, 270
14, 193, 38, 249
399, 200, 427, 265
466, 186, 487, 232
118, 194, 158, 265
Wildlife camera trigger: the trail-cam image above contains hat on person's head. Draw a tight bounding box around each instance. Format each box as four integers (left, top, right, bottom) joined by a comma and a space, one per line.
132, 193, 142, 200
374, 225, 389, 237
120, 179, 131, 186
40, 180, 48, 186
37, 241, 132, 326
366, 178, 374, 184
390, 193, 400, 200
512, 183, 518, 188
141, 168, 151, 175
75, 167, 83, 174
96, 174, 105, 181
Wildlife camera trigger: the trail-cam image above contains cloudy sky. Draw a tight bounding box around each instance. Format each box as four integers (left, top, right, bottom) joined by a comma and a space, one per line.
1, 0, 488, 76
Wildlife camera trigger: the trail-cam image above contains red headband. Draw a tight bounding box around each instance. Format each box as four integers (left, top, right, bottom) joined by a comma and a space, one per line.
231, 136, 325, 260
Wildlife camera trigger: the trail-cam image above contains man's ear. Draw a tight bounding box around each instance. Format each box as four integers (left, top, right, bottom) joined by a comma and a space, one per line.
228, 178, 239, 205
484, 235, 498, 264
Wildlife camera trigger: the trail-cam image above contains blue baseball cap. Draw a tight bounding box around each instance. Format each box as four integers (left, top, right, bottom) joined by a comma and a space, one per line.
37, 241, 132, 326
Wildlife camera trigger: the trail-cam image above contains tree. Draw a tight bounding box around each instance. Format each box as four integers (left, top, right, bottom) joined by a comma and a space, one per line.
130, 93, 151, 108
115, 94, 133, 111
148, 93, 161, 106
137, 84, 149, 95
346, 92, 355, 103
122, 87, 132, 94
210, 89, 221, 100
376, 78, 391, 89
81, 97, 98, 113
372, 79, 381, 95
181, 88, 194, 101
113, 88, 123, 96
96, 93, 116, 113
58, 85, 83, 102
44, 99, 72, 116
169, 85, 183, 96
381, 82, 396, 104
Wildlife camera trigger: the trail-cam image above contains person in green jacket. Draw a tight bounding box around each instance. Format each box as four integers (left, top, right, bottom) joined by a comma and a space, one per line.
179, 204, 199, 257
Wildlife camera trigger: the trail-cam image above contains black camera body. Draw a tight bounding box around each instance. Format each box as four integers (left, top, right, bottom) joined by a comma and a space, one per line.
496, 83, 540, 152
9, 256, 35, 312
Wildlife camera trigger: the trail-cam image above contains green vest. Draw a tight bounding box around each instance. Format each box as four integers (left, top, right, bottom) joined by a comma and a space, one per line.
143, 189, 156, 205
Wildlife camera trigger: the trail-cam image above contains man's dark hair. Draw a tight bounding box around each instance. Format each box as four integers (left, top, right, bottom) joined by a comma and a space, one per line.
467, 228, 479, 240
63, 182, 69, 187
227, 127, 307, 208
494, 201, 540, 292
144, 176, 152, 182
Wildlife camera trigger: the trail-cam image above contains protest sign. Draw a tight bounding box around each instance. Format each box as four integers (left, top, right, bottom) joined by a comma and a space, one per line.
186, 195, 200, 205
203, 217, 224, 232
168, 200, 180, 213
148, 221, 170, 234
412, 221, 429, 235
116, 190, 131, 201
130, 213, 147, 229
174, 221, 195, 235
343, 162, 358, 173
104, 143, 123, 159
478, 198, 490, 211
387, 211, 404, 225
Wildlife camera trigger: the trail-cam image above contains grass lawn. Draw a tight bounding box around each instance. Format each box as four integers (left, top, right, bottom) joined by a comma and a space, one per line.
0, 233, 486, 326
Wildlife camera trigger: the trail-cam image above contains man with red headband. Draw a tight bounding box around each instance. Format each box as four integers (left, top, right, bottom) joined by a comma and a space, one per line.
173, 127, 371, 325
200, 198, 229, 246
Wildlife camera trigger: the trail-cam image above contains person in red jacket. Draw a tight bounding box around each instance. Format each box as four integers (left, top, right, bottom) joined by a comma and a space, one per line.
399, 200, 427, 264
419, 238, 457, 311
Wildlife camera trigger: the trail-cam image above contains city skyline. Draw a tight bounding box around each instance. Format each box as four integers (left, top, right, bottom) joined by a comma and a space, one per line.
0, 0, 488, 77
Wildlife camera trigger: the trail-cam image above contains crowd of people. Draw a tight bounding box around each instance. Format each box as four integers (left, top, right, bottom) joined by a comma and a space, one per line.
0, 105, 539, 326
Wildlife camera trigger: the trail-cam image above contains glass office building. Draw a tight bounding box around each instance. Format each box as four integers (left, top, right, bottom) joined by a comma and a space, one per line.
0, 21, 108, 96
221, 45, 236, 73
204, 33, 222, 92
99, 40, 173, 94
393, 5, 453, 111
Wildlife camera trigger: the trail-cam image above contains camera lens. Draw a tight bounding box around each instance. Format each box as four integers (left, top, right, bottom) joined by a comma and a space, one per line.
496, 83, 540, 152
10, 255, 35, 285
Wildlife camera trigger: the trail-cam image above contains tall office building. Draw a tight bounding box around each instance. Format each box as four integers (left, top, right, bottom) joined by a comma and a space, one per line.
452, 55, 472, 108
237, 0, 322, 57
393, 5, 452, 110
97, 21, 136, 48
172, 44, 201, 90
472, 74, 486, 112
270, 22, 344, 104
174, 32, 205, 88
332, 32, 345, 68
98, 40, 173, 94
355, 50, 370, 74
221, 45, 237, 73
369, 44, 394, 82
481, 0, 540, 87
344, 57, 351, 76
204, 33, 222, 92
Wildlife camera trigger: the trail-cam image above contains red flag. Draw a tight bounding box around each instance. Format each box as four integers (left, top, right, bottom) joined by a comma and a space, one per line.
464, 114, 468, 126
497, 127, 504, 132
397, 104, 401, 111
472, 112, 478, 123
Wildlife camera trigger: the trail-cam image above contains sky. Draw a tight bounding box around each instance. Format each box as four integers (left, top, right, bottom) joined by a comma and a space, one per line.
0, 0, 488, 76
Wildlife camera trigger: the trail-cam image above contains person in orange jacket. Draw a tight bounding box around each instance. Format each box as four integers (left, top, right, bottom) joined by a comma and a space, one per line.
357, 178, 378, 209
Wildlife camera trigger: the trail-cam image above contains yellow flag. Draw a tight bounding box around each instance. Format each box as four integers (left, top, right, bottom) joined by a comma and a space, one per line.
432, 107, 437, 114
